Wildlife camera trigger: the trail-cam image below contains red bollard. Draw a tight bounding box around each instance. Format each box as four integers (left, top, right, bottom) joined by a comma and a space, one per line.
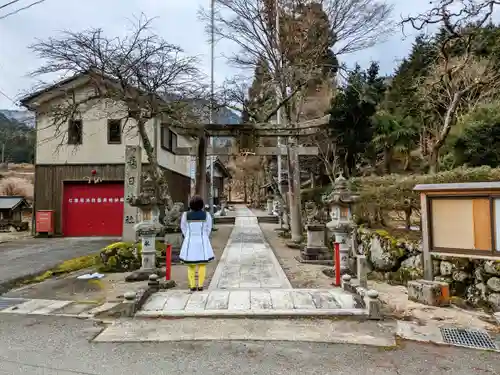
334, 242, 341, 286
165, 244, 172, 281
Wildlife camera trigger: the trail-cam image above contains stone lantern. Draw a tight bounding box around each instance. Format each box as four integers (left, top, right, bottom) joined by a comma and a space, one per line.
324, 173, 359, 274
126, 173, 163, 279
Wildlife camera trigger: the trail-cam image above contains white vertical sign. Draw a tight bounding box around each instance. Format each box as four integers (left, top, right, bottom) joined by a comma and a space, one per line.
123, 145, 142, 241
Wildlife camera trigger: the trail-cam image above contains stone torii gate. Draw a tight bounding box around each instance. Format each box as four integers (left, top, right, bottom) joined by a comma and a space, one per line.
172, 114, 330, 233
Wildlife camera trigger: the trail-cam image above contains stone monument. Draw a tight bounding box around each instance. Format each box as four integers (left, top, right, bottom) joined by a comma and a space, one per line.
324, 173, 359, 274
300, 201, 329, 261
123, 146, 141, 242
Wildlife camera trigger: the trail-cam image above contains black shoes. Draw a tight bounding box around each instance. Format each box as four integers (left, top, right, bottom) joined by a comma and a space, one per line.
189, 287, 204, 292
197, 287, 203, 291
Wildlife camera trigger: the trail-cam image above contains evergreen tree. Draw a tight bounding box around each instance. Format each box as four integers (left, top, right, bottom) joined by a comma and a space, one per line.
327, 62, 386, 177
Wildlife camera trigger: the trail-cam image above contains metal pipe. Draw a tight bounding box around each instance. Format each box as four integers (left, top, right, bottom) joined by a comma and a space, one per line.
209, 0, 215, 215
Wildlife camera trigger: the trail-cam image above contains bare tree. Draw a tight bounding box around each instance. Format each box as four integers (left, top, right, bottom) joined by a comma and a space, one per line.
308, 129, 339, 186
0, 177, 34, 200
418, 56, 500, 172
202, 0, 393, 242
28, 15, 207, 219
227, 154, 264, 204
403, 0, 500, 172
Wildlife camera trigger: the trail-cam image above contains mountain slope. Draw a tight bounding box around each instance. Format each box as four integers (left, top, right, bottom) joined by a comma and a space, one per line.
0, 113, 35, 163
0, 110, 35, 128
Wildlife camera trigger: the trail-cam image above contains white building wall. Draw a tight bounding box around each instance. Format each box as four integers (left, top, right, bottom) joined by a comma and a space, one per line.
35, 86, 192, 177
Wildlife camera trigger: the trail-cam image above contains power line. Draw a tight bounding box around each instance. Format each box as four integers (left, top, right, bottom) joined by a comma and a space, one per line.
0, 0, 46, 20
0, 0, 21, 10
0, 87, 16, 106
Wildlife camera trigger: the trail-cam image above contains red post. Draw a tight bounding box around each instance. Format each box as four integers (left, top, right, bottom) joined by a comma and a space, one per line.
334, 242, 341, 286
165, 244, 172, 281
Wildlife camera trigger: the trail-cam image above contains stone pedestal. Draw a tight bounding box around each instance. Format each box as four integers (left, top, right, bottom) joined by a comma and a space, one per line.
267, 199, 274, 215
135, 220, 161, 268
331, 230, 350, 274
141, 232, 156, 270
301, 224, 330, 260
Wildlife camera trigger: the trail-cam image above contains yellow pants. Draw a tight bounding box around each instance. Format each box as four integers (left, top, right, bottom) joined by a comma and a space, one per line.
187, 264, 206, 289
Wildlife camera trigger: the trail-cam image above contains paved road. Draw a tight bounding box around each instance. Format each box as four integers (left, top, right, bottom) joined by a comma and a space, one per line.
0, 237, 116, 293
0, 314, 499, 375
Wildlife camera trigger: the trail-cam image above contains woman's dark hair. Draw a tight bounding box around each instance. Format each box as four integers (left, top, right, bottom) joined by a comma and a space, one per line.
189, 195, 204, 211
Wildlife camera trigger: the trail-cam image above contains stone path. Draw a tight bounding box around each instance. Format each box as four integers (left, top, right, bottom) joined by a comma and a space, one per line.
209, 206, 291, 290
0, 297, 119, 318
136, 205, 365, 318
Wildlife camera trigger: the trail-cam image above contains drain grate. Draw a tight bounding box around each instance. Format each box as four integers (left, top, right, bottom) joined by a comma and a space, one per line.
440, 327, 498, 350
0, 297, 27, 311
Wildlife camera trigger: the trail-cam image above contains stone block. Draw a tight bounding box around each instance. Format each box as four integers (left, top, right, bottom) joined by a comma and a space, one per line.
407, 279, 450, 307
494, 312, 500, 325
365, 290, 382, 320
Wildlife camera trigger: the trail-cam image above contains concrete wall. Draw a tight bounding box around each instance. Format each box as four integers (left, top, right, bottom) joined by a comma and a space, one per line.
35, 85, 192, 177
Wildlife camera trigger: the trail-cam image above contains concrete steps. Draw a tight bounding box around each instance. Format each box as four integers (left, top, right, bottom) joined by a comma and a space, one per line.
135, 288, 366, 319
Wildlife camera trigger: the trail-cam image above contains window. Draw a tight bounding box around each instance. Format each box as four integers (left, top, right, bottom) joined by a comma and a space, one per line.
161, 124, 177, 152
68, 120, 82, 145
107, 119, 122, 144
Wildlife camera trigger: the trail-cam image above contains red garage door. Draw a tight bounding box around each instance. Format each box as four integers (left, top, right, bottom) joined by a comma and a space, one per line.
62, 182, 124, 237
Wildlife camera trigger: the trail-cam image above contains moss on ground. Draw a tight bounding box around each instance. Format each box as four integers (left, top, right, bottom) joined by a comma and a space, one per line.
23, 253, 99, 285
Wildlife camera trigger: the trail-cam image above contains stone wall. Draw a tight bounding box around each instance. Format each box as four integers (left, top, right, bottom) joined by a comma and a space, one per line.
355, 227, 500, 311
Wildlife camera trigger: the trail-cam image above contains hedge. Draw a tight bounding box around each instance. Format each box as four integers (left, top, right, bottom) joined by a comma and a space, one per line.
326, 166, 500, 229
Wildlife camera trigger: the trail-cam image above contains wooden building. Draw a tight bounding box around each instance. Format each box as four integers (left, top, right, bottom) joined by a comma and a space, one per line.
0, 196, 31, 221
21, 72, 234, 237
205, 158, 231, 206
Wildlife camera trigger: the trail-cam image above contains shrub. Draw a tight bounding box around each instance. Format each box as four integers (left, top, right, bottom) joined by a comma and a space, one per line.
0, 176, 33, 199
96, 240, 166, 272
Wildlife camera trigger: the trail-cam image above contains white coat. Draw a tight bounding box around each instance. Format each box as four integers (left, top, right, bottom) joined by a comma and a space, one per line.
179, 211, 215, 264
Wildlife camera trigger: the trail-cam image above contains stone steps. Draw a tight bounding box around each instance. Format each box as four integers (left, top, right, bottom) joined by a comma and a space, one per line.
214, 216, 236, 224
135, 288, 366, 318
256, 216, 279, 224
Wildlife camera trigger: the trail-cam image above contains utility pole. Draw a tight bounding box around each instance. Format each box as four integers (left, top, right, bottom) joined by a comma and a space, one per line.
209, 0, 215, 215
275, 0, 282, 197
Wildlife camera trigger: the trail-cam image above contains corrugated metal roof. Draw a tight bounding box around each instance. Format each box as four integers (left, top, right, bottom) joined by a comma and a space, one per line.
0, 196, 25, 210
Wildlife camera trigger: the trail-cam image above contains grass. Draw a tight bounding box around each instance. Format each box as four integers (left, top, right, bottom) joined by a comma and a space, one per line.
23, 253, 99, 285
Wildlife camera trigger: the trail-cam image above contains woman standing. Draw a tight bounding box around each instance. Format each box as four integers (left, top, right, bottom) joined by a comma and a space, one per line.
179, 195, 215, 292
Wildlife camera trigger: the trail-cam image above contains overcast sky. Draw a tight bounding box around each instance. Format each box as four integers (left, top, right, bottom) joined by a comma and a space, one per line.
0, 0, 430, 110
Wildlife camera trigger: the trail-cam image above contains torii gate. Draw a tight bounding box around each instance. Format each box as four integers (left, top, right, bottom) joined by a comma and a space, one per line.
172, 114, 330, 203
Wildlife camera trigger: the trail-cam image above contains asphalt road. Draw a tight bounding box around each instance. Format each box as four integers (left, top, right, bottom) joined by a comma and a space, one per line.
0, 314, 499, 375
0, 237, 116, 293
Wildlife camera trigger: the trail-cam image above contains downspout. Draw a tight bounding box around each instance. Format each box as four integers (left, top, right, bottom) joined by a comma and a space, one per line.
31, 109, 37, 236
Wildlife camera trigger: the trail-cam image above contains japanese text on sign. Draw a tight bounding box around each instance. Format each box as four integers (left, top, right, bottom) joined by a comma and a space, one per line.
68, 197, 124, 203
